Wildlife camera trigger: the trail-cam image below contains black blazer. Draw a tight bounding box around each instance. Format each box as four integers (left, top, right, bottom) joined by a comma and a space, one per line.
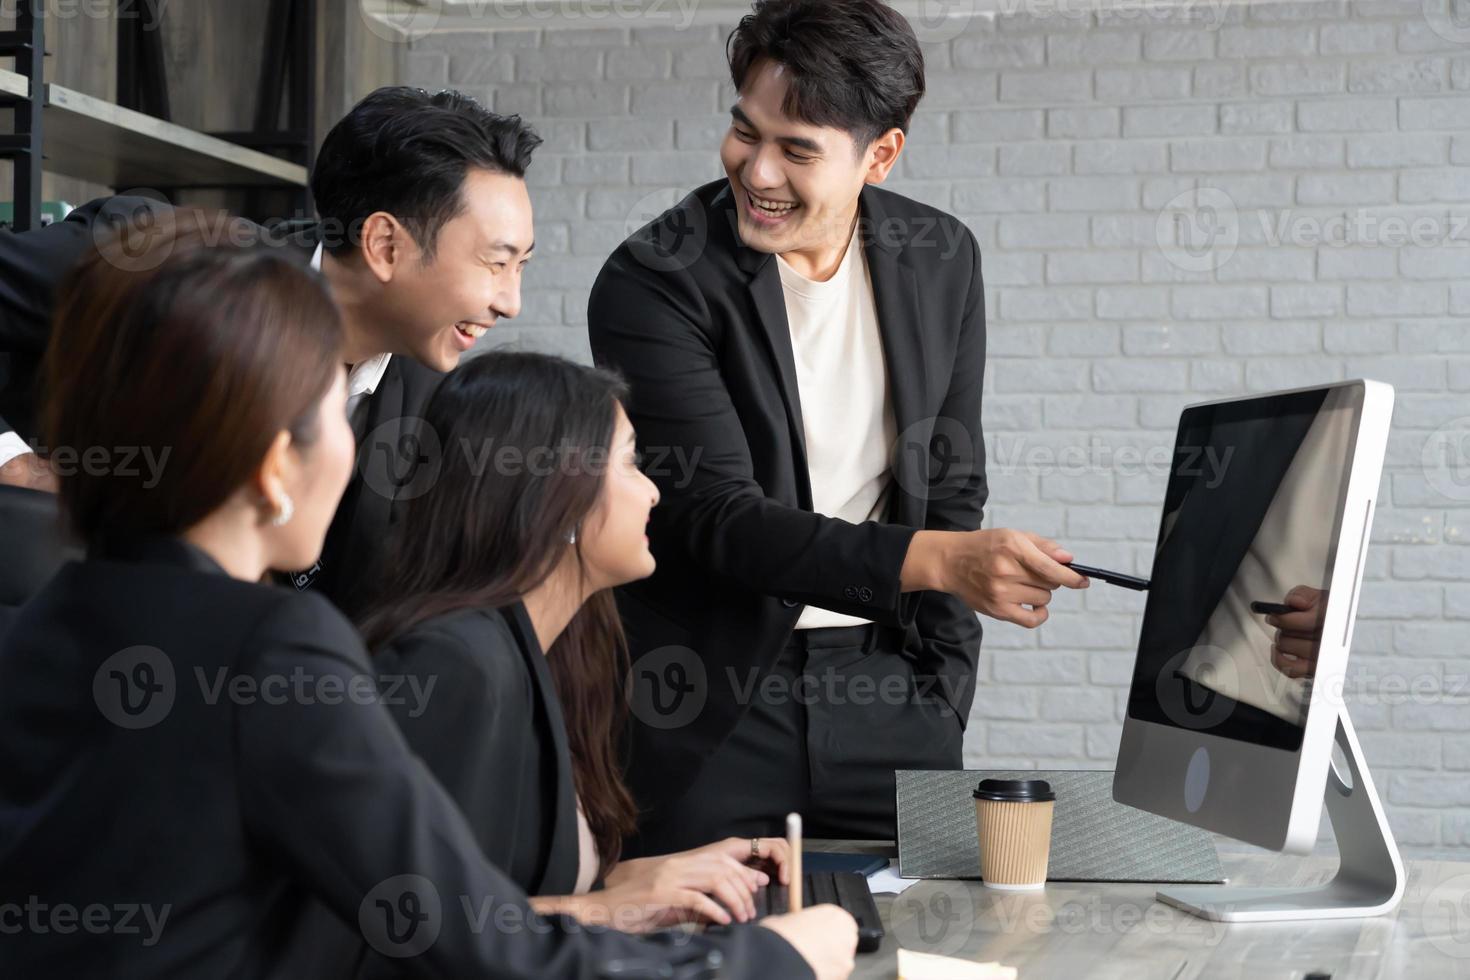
376, 601, 582, 896
0, 536, 809, 979
292, 602, 589, 980
0, 196, 443, 609
588, 180, 989, 815
0, 484, 79, 635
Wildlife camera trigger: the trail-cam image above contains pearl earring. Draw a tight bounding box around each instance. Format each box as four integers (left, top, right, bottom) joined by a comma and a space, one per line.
271, 493, 295, 527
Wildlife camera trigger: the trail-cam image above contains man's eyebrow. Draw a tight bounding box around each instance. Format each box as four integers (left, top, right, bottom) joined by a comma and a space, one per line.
487, 240, 534, 257
729, 105, 822, 154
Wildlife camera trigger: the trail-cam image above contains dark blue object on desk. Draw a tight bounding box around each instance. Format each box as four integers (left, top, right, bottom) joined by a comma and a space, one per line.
802, 851, 890, 877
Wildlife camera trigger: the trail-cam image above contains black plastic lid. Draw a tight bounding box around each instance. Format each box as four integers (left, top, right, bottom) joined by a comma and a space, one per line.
973, 778, 1055, 803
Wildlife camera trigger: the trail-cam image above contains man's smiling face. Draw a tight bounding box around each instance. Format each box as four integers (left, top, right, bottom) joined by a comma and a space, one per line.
381, 168, 535, 372
719, 59, 879, 259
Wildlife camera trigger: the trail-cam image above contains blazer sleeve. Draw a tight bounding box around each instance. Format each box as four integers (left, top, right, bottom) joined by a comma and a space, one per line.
234, 593, 814, 980
908, 227, 989, 725
0, 195, 170, 438
589, 249, 918, 626
376, 625, 539, 874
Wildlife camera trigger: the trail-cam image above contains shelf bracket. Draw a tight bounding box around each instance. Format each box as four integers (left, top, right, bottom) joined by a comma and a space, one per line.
6, 0, 44, 231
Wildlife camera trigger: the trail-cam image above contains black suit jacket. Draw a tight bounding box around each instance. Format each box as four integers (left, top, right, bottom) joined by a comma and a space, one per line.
0, 197, 155, 442
588, 180, 988, 816
377, 601, 582, 897
307, 355, 444, 606
0, 196, 443, 610
292, 601, 587, 980
0, 535, 810, 979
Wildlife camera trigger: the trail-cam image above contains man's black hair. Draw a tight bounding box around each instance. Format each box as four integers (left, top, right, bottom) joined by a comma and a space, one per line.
726, 0, 927, 147
310, 86, 542, 260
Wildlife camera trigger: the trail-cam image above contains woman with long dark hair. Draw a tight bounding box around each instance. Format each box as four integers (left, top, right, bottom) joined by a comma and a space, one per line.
0, 228, 855, 980
357, 351, 798, 928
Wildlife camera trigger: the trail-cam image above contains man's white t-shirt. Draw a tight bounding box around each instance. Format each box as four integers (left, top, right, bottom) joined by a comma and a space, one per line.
776, 224, 897, 630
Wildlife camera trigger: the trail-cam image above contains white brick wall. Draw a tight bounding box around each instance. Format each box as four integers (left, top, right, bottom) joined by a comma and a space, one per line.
402, 0, 1470, 857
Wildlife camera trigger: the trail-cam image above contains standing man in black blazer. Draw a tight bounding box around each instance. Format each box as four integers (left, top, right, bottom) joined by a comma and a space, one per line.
589, 0, 1089, 852
0, 86, 538, 608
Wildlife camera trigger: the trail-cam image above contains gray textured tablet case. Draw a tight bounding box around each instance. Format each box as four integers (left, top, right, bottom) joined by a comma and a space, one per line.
896, 770, 1226, 883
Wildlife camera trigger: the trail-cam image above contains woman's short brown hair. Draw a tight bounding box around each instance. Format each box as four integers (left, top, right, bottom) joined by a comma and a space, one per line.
41, 214, 344, 551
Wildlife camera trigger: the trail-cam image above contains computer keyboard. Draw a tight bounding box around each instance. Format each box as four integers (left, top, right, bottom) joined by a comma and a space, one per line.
754, 870, 885, 953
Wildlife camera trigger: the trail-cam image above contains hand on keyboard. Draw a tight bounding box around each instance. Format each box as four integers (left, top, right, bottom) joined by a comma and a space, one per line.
603, 843, 773, 924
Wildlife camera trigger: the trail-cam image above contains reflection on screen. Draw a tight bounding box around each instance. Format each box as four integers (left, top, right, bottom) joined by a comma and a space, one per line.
1127, 387, 1360, 752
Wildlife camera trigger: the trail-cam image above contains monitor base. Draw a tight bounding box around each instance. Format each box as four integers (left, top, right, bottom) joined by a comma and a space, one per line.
1155, 709, 1404, 922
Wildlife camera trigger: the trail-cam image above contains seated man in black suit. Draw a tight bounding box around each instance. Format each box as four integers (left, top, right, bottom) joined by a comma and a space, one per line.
589, 0, 1090, 852
0, 85, 537, 608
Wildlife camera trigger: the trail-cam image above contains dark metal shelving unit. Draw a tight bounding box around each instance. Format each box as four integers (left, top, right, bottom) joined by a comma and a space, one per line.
1, 0, 317, 231
0, 1, 44, 230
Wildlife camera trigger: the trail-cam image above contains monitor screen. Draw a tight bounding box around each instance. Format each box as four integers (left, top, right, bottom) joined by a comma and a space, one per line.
1126, 386, 1363, 753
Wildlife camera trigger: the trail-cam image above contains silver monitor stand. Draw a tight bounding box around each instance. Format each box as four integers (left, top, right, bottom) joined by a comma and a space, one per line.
1155, 708, 1404, 922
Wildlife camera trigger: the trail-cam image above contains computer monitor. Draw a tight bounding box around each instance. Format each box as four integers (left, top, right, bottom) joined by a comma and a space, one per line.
1114, 380, 1403, 922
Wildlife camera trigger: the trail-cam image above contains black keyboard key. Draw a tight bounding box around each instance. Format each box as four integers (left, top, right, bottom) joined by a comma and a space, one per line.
751, 871, 884, 954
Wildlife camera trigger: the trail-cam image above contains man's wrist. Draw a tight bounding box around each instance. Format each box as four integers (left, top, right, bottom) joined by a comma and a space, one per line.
0, 432, 35, 471
0, 448, 57, 492
900, 530, 953, 594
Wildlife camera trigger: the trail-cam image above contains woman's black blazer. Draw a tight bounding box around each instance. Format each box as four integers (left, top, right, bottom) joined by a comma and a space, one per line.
376, 601, 582, 896
0, 536, 808, 979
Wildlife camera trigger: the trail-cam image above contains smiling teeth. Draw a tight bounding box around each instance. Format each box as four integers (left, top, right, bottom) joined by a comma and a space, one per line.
458, 323, 488, 339
752, 195, 798, 213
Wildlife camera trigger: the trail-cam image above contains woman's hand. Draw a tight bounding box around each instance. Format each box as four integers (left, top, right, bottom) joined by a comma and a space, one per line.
615, 835, 795, 885
532, 851, 762, 932
530, 886, 703, 933
603, 836, 789, 924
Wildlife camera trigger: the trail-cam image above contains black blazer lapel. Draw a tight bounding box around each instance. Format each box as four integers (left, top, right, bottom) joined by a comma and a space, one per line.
299, 356, 445, 604
729, 198, 812, 510
503, 602, 582, 894
729, 186, 934, 525
312, 362, 405, 604
861, 187, 929, 530
354, 361, 408, 548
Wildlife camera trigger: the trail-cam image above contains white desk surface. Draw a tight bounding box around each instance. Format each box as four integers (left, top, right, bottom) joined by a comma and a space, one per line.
806, 843, 1470, 979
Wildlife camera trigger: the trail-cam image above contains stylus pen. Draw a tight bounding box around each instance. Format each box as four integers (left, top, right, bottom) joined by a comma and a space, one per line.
787, 813, 802, 912
1063, 561, 1151, 592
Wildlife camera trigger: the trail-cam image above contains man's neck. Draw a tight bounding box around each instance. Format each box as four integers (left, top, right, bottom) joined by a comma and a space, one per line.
319, 250, 387, 367
777, 203, 860, 282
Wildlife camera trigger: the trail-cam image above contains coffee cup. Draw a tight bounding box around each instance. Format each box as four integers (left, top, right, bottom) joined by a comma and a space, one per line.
973, 778, 1055, 890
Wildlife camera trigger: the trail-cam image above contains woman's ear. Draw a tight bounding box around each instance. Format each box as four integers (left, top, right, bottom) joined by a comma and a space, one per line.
253, 429, 295, 524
